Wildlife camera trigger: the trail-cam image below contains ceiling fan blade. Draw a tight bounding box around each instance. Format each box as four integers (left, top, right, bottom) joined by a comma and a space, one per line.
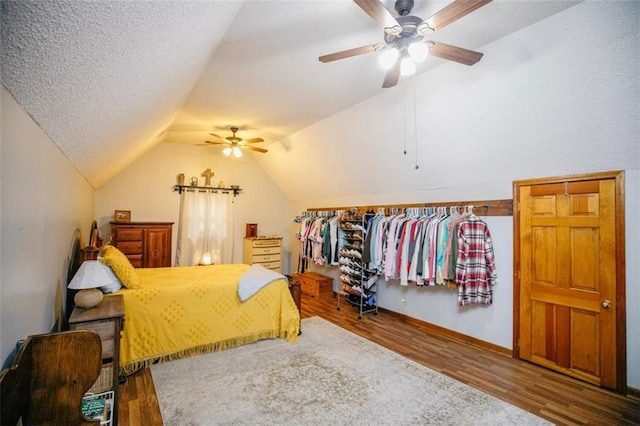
353, 0, 401, 35
246, 146, 268, 153
382, 57, 401, 88
319, 44, 382, 63
208, 133, 224, 141
424, 0, 492, 32
204, 140, 228, 145
244, 137, 264, 144
429, 41, 483, 66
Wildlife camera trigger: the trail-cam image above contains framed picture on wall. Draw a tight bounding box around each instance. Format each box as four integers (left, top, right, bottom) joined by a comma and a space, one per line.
114, 210, 131, 222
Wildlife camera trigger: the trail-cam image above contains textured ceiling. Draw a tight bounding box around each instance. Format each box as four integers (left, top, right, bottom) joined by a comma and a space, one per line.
1, 0, 580, 188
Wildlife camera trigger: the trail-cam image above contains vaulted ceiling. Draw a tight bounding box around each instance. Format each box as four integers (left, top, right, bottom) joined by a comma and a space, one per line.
1, 0, 580, 188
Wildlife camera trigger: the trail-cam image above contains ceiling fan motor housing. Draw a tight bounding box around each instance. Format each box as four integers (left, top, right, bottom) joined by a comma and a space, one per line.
228, 127, 242, 143
384, 15, 424, 47
395, 0, 415, 16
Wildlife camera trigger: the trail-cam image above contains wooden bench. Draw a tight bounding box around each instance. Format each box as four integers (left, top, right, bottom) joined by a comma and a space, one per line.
0, 330, 102, 425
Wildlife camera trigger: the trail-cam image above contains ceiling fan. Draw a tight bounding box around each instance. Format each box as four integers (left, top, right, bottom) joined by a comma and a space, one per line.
203, 127, 268, 157
319, 0, 492, 88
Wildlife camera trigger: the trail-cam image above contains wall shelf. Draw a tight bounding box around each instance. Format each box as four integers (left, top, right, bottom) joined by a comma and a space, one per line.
172, 185, 242, 196
306, 198, 513, 217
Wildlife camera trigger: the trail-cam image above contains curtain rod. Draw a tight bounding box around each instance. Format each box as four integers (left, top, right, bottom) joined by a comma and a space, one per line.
305, 198, 513, 217
172, 185, 242, 197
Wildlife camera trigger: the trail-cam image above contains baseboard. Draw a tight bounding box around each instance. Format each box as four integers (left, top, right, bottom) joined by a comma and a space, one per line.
377, 307, 512, 357
377, 308, 640, 397
628, 386, 640, 400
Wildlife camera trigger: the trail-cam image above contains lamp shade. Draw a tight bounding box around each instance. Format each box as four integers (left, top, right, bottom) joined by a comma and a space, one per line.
68, 260, 118, 290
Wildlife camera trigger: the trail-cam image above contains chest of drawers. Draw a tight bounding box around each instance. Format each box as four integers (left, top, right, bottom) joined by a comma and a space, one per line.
243, 236, 283, 273
110, 221, 173, 267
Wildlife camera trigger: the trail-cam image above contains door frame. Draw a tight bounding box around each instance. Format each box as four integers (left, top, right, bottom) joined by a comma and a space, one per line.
513, 170, 626, 393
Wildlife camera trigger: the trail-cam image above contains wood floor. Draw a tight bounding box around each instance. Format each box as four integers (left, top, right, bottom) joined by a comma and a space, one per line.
118, 294, 640, 425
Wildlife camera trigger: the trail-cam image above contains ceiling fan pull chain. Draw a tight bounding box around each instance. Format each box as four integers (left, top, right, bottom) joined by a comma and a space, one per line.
414, 80, 419, 170
403, 97, 408, 155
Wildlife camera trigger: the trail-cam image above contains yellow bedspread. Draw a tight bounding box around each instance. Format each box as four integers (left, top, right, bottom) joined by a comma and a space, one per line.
109, 264, 300, 374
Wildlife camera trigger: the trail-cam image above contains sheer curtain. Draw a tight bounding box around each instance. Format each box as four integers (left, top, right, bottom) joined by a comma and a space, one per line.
175, 189, 234, 266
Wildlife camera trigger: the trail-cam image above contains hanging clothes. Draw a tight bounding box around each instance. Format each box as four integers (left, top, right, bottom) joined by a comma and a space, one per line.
454, 214, 498, 306
357, 205, 497, 307
294, 211, 343, 270
297, 205, 499, 307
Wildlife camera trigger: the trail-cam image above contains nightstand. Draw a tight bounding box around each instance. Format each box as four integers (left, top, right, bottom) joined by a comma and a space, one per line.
68, 294, 125, 426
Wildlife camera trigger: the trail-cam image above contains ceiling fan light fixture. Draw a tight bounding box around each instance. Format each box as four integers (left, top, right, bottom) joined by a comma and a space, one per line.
408, 42, 429, 63
223, 147, 232, 156
232, 146, 242, 158
416, 21, 434, 36
400, 57, 416, 76
379, 48, 399, 70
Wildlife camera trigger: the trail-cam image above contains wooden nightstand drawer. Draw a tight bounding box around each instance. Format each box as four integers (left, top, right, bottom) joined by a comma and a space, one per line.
70, 320, 115, 359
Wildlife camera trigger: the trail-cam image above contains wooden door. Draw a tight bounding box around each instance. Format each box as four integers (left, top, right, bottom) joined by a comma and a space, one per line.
513, 171, 626, 392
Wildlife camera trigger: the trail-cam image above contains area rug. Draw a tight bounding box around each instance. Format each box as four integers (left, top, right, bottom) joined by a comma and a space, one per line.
151, 316, 550, 425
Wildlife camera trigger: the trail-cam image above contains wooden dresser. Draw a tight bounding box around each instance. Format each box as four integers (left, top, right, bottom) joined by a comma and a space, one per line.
243, 236, 283, 273
110, 221, 173, 268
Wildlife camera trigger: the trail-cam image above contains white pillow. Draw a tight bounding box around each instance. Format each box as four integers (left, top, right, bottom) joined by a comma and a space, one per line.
96, 262, 123, 293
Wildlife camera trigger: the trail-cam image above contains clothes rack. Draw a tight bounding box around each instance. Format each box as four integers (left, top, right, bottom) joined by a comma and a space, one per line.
305, 198, 513, 217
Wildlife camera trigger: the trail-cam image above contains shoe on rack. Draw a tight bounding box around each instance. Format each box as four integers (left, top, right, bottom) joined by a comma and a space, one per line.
365, 275, 377, 289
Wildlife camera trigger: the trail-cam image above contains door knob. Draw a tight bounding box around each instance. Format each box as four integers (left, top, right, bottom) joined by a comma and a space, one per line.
601, 299, 612, 309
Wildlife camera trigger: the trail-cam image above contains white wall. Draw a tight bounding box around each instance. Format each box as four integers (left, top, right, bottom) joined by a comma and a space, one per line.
625, 170, 640, 388
0, 87, 95, 363
94, 142, 291, 269
280, 2, 639, 388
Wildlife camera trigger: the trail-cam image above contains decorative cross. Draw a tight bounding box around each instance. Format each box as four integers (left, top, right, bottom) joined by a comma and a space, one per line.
201, 168, 215, 186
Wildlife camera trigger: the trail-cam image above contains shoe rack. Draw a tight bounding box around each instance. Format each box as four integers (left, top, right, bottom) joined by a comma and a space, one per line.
337, 209, 378, 319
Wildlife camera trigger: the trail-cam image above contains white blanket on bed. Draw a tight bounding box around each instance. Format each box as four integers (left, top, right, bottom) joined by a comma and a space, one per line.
238, 264, 287, 302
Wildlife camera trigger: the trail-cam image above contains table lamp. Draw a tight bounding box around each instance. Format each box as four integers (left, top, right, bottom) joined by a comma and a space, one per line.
68, 260, 118, 308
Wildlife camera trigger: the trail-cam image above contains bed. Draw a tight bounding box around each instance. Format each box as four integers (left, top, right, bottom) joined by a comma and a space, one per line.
69, 243, 300, 375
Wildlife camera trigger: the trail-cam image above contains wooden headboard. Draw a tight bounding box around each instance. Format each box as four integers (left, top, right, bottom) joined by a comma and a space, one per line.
64, 234, 84, 327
